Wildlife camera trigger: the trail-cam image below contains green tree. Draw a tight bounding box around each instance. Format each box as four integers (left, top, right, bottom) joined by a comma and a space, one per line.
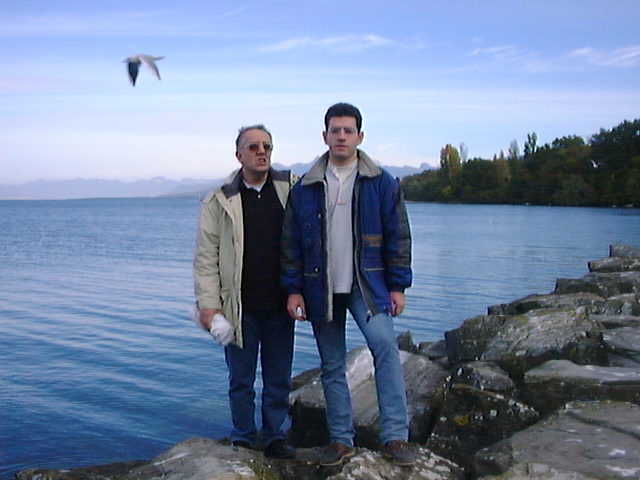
524, 132, 538, 158
590, 119, 640, 205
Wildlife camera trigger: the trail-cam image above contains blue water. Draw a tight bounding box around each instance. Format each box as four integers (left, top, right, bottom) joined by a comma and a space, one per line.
1, 198, 639, 478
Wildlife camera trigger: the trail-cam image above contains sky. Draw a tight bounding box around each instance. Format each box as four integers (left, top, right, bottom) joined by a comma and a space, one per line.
2, 0, 639, 184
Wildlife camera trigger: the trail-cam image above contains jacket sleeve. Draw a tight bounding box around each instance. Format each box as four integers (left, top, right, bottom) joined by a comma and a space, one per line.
381, 174, 412, 292
280, 186, 304, 294
193, 197, 223, 310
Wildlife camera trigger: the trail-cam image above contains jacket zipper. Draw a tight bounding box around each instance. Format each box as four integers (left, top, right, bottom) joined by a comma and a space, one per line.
352, 176, 377, 318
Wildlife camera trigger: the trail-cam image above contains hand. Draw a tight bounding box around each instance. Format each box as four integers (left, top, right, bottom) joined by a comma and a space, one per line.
198, 308, 221, 331
390, 292, 405, 316
287, 294, 307, 321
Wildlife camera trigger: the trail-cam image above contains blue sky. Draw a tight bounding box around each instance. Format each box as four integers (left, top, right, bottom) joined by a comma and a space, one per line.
2, 0, 639, 183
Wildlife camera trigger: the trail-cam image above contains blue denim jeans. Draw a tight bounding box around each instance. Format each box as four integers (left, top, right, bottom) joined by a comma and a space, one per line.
224, 309, 294, 446
311, 287, 409, 446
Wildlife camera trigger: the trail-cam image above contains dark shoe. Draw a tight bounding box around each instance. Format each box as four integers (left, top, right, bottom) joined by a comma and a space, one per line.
232, 440, 252, 449
383, 440, 415, 466
318, 442, 355, 466
264, 439, 295, 459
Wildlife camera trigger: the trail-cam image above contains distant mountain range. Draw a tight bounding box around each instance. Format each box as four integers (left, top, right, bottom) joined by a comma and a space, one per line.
0, 162, 432, 200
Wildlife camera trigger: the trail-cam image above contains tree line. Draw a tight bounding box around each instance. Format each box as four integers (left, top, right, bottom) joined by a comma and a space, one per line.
401, 118, 640, 207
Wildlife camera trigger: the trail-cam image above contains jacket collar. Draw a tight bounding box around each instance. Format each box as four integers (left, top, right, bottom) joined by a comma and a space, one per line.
301, 149, 381, 186
221, 168, 289, 198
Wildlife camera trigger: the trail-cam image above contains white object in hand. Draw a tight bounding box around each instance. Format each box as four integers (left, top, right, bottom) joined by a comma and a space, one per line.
296, 306, 303, 317
210, 313, 234, 346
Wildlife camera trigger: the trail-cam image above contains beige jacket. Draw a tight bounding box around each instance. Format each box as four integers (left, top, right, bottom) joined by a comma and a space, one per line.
193, 168, 295, 347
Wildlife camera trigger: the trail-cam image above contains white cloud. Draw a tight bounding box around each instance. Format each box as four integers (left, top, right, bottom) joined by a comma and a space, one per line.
570, 45, 640, 67
469, 44, 551, 72
471, 45, 520, 60
259, 34, 395, 53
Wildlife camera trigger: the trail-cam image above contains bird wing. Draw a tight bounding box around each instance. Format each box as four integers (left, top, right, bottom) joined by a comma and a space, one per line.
127, 61, 140, 86
140, 56, 162, 80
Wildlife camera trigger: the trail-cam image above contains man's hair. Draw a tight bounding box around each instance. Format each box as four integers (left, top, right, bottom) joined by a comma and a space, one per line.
235, 124, 272, 150
324, 103, 363, 132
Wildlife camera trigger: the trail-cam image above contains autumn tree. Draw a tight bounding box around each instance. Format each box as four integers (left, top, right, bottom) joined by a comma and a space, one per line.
440, 144, 462, 180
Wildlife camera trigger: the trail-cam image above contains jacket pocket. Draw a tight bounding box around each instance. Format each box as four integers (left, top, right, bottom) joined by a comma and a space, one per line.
362, 235, 384, 270
304, 266, 321, 278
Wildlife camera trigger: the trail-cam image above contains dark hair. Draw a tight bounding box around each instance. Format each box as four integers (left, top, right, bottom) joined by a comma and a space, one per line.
235, 124, 272, 150
324, 103, 362, 132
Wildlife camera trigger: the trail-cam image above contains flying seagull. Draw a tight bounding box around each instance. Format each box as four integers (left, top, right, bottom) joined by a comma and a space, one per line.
124, 54, 164, 86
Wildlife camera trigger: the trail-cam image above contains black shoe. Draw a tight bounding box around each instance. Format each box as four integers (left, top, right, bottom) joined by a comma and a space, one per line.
232, 440, 252, 449
264, 439, 296, 459
318, 442, 355, 466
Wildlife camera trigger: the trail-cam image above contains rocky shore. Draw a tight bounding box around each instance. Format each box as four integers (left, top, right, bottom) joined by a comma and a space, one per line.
16, 244, 640, 480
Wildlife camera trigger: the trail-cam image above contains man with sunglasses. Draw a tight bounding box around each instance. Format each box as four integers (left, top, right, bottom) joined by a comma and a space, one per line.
194, 124, 296, 459
281, 103, 414, 466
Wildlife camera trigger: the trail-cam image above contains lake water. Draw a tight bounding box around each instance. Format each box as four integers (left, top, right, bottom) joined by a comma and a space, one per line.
1, 198, 639, 478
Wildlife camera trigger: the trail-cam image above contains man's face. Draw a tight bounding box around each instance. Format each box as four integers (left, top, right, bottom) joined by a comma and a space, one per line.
236, 129, 273, 178
323, 116, 363, 163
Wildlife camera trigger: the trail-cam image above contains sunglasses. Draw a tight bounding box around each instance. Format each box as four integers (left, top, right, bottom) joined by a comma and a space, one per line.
245, 142, 273, 152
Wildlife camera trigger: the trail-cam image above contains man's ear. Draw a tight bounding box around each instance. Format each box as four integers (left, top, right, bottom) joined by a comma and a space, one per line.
322, 131, 327, 144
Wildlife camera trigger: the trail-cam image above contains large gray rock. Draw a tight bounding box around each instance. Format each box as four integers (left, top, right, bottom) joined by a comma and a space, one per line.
16, 437, 316, 480
428, 383, 539, 470
520, 359, 640, 415
451, 361, 515, 393
591, 293, 640, 316
479, 462, 599, 479
488, 291, 639, 317
417, 339, 448, 359
602, 326, 640, 367
125, 438, 263, 479
610, 244, 640, 258
397, 330, 418, 353
447, 308, 607, 378
589, 256, 640, 273
289, 346, 448, 448
15, 461, 147, 480
291, 366, 322, 391
589, 314, 640, 329
328, 446, 464, 480
474, 401, 640, 479
488, 292, 605, 316
555, 272, 640, 298
445, 314, 508, 365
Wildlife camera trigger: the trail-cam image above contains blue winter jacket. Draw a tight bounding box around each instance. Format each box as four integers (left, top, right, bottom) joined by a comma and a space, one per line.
281, 150, 412, 322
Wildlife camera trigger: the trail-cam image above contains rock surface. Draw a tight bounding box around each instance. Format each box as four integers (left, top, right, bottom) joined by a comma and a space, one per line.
428, 383, 539, 471
16, 244, 640, 480
474, 401, 640, 479
327, 446, 464, 480
289, 346, 448, 448
520, 359, 640, 415
446, 307, 607, 378
480, 462, 600, 480
16, 439, 465, 480
554, 271, 640, 297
